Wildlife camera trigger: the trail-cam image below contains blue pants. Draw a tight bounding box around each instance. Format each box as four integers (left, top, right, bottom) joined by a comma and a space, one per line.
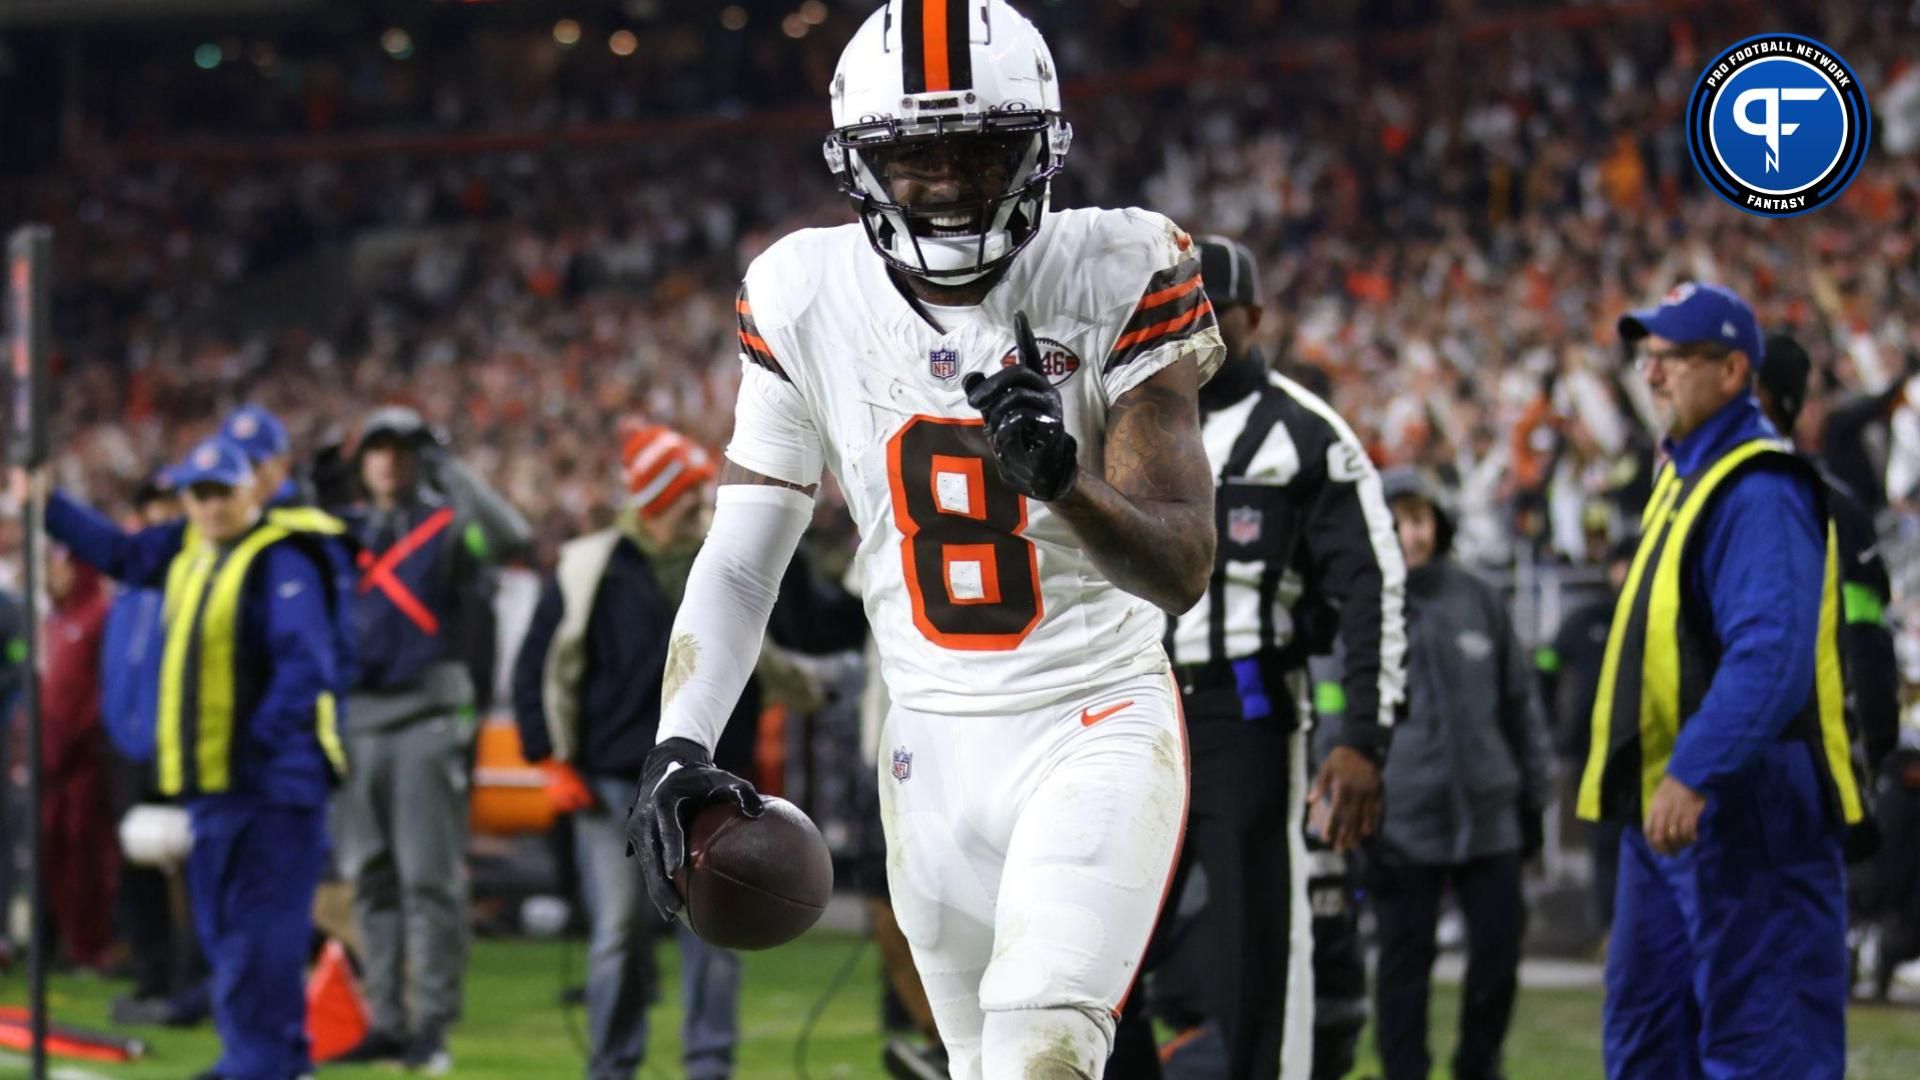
576, 776, 740, 1080
187, 800, 326, 1080
1603, 747, 1847, 1080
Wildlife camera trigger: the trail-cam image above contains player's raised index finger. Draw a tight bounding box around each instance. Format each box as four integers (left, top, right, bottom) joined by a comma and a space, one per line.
1014, 310, 1043, 372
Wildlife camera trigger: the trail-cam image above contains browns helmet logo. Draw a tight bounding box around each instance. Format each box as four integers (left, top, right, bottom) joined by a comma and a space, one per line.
999, 337, 1081, 386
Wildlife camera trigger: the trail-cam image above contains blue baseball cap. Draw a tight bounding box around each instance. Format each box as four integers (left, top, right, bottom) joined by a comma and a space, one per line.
1618, 282, 1764, 364
220, 405, 290, 463
173, 436, 255, 491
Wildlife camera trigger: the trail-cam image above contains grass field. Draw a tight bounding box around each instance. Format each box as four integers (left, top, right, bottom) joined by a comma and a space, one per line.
4, 932, 1918, 1078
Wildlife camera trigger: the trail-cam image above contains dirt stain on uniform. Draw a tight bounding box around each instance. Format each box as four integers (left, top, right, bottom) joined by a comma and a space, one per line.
1023, 1024, 1093, 1079
661, 633, 699, 711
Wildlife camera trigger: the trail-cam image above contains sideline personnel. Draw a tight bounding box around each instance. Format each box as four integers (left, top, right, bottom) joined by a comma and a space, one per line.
42, 436, 353, 1080
1373, 467, 1549, 1080
1753, 334, 1900, 775
332, 405, 530, 1073
1581, 283, 1864, 1080
1111, 236, 1407, 1080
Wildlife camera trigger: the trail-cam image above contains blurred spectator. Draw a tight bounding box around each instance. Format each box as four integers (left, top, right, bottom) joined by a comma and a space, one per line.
1758, 334, 1901, 776
41, 546, 115, 971
1537, 536, 1636, 943
221, 405, 307, 511
1372, 468, 1550, 1080
0, 587, 20, 971
331, 406, 530, 1074
510, 421, 745, 1080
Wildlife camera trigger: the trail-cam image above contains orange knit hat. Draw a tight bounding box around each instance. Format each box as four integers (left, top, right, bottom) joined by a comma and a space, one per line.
620, 420, 717, 518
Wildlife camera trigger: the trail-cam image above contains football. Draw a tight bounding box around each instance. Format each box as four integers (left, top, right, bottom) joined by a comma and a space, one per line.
674, 796, 834, 951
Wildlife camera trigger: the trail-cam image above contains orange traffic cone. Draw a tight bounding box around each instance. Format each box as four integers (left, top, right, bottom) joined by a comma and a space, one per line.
306, 939, 369, 1063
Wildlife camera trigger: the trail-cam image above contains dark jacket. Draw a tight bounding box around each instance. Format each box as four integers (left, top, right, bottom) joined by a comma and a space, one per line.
1818, 464, 1899, 771
1541, 597, 1615, 765
343, 494, 466, 693
1381, 557, 1551, 864
512, 536, 757, 777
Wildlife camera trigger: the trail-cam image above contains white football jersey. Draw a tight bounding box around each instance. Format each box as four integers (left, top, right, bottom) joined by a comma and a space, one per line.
727, 207, 1225, 716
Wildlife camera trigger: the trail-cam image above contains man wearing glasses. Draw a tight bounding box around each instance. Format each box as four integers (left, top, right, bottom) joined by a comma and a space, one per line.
1579, 283, 1864, 1080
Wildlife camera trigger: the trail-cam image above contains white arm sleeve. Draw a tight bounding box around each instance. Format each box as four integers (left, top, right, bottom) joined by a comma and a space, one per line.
656, 484, 815, 753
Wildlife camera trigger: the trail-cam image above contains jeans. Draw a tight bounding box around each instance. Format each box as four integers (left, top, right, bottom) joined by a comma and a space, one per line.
577, 776, 740, 1080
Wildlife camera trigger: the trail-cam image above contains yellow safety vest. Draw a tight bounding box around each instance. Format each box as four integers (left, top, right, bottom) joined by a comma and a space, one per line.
1577, 437, 1863, 826
155, 508, 349, 797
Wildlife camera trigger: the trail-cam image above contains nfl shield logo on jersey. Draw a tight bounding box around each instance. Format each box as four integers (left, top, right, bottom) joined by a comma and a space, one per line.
928, 348, 959, 382
891, 748, 913, 782
1228, 507, 1263, 545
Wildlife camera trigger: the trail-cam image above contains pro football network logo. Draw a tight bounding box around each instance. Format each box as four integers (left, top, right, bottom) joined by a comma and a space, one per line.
928, 348, 959, 383
890, 748, 913, 783
999, 337, 1082, 385
1686, 33, 1869, 218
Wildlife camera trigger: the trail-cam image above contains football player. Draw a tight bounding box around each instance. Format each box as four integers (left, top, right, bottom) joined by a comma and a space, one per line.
631, 3, 1365, 1076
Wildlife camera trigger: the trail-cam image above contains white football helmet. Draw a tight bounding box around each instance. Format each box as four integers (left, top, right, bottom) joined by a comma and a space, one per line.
825, 0, 1072, 285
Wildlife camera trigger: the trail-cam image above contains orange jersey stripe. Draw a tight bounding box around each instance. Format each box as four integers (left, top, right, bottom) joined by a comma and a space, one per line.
1110, 298, 1214, 354
923, 0, 951, 91
738, 329, 776, 356
736, 299, 752, 315
1137, 270, 1204, 312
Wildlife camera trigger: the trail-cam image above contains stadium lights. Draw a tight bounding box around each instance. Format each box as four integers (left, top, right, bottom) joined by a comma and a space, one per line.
381, 28, 415, 60
800, 0, 829, 24
720, 6, 748, 31
782, 12, 809, 39
553, 19, 582, 47
194, 42, 221, 70
609, 29, 638, 57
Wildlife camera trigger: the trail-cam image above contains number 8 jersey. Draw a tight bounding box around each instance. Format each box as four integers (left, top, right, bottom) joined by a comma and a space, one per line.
726, 207, 1225, 717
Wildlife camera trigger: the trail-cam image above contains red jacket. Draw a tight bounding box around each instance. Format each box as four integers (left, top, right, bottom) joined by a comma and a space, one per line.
43, 561, 109, 779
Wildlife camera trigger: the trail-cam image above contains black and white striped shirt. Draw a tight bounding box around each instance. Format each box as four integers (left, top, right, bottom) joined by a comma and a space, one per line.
1166, 356, 1408, 753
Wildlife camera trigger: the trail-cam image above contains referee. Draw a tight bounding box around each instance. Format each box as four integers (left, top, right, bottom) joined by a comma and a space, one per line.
1110, 236, 1409, 1080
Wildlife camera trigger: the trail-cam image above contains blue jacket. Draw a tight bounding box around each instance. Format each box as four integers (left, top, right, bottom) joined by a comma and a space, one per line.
1661, 395, 1827, 796
101, 585, 166, 762
48, 492, 353, 809
343, 497, 464, 692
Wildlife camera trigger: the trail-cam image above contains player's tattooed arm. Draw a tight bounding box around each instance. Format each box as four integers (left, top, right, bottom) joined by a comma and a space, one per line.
1049, 357, 1216, 614
718, 459, 818, 496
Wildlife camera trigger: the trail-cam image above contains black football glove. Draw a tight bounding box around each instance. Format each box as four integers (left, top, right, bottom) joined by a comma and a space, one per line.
961, 311, 1079, 502
628, 737, 764, 921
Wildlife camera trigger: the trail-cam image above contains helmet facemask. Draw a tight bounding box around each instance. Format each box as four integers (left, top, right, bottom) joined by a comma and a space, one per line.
826, 109, 1071, 285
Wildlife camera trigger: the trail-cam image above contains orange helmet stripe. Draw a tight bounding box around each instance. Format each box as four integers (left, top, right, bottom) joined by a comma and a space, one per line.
923, 0, 950, 91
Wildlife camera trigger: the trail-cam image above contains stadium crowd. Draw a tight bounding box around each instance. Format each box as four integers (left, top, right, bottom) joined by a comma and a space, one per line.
18, 0, 1920, 573
4, 0, 1920, 1075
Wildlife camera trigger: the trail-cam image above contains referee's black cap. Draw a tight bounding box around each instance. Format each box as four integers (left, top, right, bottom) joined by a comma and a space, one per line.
1197, 236, 1260, 311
